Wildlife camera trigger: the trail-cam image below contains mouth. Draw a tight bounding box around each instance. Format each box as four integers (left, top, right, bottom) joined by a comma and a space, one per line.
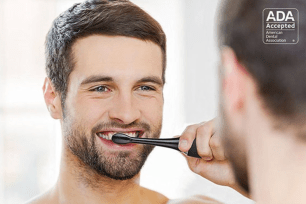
97, 130, 144, 141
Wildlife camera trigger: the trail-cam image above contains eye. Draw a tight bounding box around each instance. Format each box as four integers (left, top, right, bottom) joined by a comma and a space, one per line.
90, 86, 110, 93
138, 86, 155, 91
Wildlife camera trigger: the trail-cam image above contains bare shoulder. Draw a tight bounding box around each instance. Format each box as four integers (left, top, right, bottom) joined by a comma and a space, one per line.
168, 195, 223, 204
25, 188, 57, 204
140, 187, 169, 204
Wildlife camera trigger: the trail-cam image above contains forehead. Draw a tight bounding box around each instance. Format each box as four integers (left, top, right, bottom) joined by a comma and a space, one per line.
70, 35, 163, 82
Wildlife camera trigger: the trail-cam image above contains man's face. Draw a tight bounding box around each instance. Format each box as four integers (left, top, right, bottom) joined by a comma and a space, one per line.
62, 35, 164, 180
218, 63, 250, 192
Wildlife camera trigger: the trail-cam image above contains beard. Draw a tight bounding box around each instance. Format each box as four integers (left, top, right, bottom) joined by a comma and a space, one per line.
63, 115, 161, 182
220, 100, 250, 193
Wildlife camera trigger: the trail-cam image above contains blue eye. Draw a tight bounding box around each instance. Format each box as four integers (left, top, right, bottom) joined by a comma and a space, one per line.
91, 86, 109, 92
139, 86, 154, 91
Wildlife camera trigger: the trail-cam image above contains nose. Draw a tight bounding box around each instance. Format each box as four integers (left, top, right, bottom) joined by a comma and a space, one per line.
108, 93, 141, 124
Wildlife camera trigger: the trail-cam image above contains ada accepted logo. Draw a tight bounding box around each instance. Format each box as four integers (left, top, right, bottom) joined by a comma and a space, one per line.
263, 8, 299, 44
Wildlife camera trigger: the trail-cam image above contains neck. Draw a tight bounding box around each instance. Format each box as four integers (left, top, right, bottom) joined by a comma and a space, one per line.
53, 146, 142, 204
247, 114, 306, 203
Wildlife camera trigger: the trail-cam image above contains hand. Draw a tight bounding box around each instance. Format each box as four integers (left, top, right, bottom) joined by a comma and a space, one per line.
178, 119, 236, 187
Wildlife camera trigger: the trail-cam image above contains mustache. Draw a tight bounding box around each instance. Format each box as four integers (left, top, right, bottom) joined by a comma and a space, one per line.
91, 121, 151, 134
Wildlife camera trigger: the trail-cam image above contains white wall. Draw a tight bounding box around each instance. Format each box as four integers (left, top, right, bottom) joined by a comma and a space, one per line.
183, 0, 220, 124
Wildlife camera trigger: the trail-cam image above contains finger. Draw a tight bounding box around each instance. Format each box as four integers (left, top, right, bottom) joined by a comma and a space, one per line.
180, 152, 201, 173
201, 119, 216, 134
210, 132, 226, 160
179, 124, 202, 152
196, 122, 214, 160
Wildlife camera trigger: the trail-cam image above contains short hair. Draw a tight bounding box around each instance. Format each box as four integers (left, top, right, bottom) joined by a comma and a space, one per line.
218, 0, 306, 127
45, 0, 166, 106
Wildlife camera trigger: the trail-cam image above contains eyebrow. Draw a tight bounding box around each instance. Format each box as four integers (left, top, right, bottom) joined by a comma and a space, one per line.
136, 76, 163, 87
80, 75, 113, 85
80, 75, 163, 86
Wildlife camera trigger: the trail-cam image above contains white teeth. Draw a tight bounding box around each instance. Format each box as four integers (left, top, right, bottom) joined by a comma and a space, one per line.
108, 132, 113, 140
125, 132, 139, 137
98, 131, 139, 140
126, 132, 135, 137
98, 132, 113, 140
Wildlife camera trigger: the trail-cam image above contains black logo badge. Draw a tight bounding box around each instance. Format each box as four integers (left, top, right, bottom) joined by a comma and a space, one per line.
263, 8, 299, 44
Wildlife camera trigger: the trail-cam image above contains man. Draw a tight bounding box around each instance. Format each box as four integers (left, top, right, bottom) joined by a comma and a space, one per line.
27, 0, 226, 203
179, 0, 306, 203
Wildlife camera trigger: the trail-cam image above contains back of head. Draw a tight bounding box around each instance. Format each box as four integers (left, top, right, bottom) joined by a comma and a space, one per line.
218, 0, 306, 135
45, 0, 166, 106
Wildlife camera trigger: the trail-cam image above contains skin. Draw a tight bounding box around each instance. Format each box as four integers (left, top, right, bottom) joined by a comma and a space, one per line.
26, 35, 223, 204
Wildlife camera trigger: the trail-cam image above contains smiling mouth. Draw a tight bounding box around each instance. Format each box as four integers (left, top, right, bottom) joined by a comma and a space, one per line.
97, 131, 144, 141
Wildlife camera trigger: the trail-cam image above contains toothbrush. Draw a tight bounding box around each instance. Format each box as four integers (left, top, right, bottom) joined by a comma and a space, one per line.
112, 133, 201, 158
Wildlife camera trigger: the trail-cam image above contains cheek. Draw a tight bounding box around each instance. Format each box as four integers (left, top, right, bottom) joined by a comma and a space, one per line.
71, 96, 110, 125
139, 97, 163, 124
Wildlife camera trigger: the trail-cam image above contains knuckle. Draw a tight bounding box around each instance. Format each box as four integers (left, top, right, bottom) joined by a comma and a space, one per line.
185, 125, 196, 133
197, 125, 210, 135
210, 138, 221, 149
182, 126, 197, 138
198, 148, 211, 157
181, 132, 193, 140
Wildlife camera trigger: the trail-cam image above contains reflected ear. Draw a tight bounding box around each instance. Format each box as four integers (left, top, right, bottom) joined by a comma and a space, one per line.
221, 47, 248, 115
43, 77, 62, 119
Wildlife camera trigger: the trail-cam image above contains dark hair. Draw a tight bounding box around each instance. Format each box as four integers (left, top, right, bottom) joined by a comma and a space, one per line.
45, 0, 166, 106
218, 0, 306, 126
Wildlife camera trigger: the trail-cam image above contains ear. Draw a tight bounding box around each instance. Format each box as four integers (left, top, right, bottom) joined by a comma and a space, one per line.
221, 47, 249, 122
43, 77, 62, 119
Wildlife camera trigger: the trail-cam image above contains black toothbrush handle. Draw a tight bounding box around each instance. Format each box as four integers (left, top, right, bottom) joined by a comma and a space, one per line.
130, 137, 201, 158
131, 137, 180, 151
187, 139, 201, 158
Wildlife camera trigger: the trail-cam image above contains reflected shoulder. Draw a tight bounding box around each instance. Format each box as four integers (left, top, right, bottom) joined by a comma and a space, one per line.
24, 188, 57, 204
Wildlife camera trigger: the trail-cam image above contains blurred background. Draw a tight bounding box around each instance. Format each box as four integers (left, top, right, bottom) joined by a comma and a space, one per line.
0, 0, 253, 203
